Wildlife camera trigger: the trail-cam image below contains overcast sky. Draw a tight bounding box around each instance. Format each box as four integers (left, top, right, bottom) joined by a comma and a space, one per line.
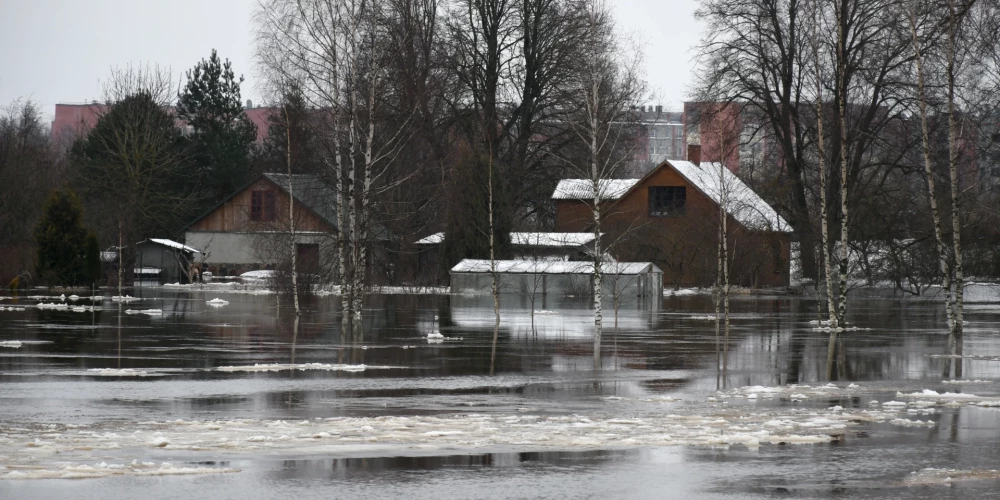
0, 0, 703, 120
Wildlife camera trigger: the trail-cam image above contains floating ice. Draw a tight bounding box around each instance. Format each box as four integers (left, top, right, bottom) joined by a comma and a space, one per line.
206, 298, 230, 306
125, 309, 162, 315
0, 341, 22, 348
86, 368, 150, 377
215, 363, 371, 372
111, 295, 140, 303
1, 460, 238, 480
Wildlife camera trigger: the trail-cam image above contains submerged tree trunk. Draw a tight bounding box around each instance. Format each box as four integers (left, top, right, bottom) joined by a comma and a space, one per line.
907, 6, 955, 339
835, 0, 850, 328
488, 150, 501, 376
590, 107, 603, 372
285, 104, 301, 317
946, 0, 964, 343
812, 0, 837, 329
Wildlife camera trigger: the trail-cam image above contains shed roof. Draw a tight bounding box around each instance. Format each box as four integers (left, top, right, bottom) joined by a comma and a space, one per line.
138, 238, 201, 254
450, 259, 660, 275
416, 232, 596, 247
551, 179, 639, 201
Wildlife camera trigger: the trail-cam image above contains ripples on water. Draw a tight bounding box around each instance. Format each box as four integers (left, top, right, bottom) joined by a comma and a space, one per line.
2, 289, 1000, 498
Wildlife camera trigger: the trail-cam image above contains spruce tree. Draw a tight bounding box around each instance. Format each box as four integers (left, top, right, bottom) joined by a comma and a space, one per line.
176, 49, 258, 203
35, 188, 89, 286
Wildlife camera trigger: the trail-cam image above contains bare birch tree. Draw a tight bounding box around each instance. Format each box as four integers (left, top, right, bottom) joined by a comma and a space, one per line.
256, 0, 416, 332
555, 0, 645, 370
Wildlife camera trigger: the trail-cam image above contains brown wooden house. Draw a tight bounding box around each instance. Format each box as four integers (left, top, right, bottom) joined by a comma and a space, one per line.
552, 150, 792, 288
183, 173, 337, 276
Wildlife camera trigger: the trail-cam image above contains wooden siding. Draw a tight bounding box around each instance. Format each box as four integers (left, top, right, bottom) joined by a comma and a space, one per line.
554, 163, 790, 288
188, 178, 334, 233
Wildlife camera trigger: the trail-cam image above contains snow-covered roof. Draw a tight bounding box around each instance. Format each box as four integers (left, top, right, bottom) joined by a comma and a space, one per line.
511, 232, 595, 247
551, 179, 639, 201
450, 259, 659, 275
667, 161, 792, 232
415, 232, 445, 245
416, 232, 595, 247
144, 238, 201, 253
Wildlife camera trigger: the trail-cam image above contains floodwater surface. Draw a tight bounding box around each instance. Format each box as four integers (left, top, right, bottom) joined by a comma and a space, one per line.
2, 287, 1000, 499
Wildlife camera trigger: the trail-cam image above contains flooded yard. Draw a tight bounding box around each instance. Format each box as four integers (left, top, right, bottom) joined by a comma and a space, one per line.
2, 289, 1000, 498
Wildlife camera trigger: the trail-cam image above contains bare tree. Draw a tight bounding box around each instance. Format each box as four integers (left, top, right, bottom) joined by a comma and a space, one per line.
74, 65, 194, 293
256, 0, 416, 332
554, 0, 645, 370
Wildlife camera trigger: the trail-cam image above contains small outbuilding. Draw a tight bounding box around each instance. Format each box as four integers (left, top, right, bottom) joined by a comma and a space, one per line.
135, 238, 202, 283
450, 259, 662, 307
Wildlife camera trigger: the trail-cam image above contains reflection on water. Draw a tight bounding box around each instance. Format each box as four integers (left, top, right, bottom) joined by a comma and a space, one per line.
2, 289, 1000, 498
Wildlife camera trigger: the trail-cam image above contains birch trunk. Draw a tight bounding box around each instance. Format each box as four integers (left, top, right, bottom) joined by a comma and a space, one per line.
719, 164, 731, 374
835, 0, 850, 328
946, 0, 964, 341
285, 104, 301, 316
488, 149, 501, 376
352, 60, 378, 331
590, 100, 603, 372
811, 0, 838, 329
907, 6, 955, 335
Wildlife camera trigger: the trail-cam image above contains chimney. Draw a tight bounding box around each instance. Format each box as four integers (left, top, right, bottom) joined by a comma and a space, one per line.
656, 105, 662, 114
688, 144, 702, 166
246, 99, 253, 109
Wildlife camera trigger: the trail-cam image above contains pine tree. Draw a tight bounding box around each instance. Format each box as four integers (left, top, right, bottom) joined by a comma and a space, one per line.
177, 49, 258, 202
35, 188, 89, 286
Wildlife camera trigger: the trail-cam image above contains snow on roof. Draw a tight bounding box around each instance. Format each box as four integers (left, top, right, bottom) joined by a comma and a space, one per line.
416, 232, 595, 247
551, 179, 639, 201
668, 161, 792, 232
415, 232, 445, 245
146, 238, 201, 253
511, 232, 595, 247
450, 259, 659, 275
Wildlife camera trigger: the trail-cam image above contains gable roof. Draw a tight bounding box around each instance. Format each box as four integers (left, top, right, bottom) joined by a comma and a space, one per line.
550, 160, 791, 233
663, 160, 791, 232
262, 173, 339, 228
183, 173, 339, 232
551, 179, 639, 201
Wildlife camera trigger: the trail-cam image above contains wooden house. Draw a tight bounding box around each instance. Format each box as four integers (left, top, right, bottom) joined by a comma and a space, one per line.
552, 148, 792, 288
183, 173, 337, 276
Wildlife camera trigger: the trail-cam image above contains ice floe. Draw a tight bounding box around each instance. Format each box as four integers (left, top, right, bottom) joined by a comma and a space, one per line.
905, 468, 1000, 486
0, 341, 22, 348
125, 309, 162, 316
111, 295, 141, 303
1, 460, 239, 480
206, 298, 230, 306
215, 363, 372, 372
86, 368, 150, 377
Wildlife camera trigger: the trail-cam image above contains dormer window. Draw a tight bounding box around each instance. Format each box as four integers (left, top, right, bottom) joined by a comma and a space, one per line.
649, 186, 686, 216
251, 190, 277, 221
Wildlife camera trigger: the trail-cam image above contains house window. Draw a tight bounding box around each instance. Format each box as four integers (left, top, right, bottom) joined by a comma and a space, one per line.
649, 186, 686, 216
251, 190, 277, 222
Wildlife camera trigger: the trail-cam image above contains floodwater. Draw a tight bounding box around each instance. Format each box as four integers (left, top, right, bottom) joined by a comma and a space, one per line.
2, 287, 1000, 499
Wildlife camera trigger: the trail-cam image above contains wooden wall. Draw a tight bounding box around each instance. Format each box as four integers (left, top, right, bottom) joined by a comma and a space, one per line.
553, 163, 791, 288
188, 178, 334, 233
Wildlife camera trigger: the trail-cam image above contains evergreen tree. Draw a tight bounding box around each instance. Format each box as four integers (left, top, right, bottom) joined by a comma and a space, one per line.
35, 188, 89, 286
177, 49, 258, 203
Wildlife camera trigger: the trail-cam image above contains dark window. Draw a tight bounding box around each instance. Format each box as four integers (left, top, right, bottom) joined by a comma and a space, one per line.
649, 186, 686, 216
251, 190, 277, 222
